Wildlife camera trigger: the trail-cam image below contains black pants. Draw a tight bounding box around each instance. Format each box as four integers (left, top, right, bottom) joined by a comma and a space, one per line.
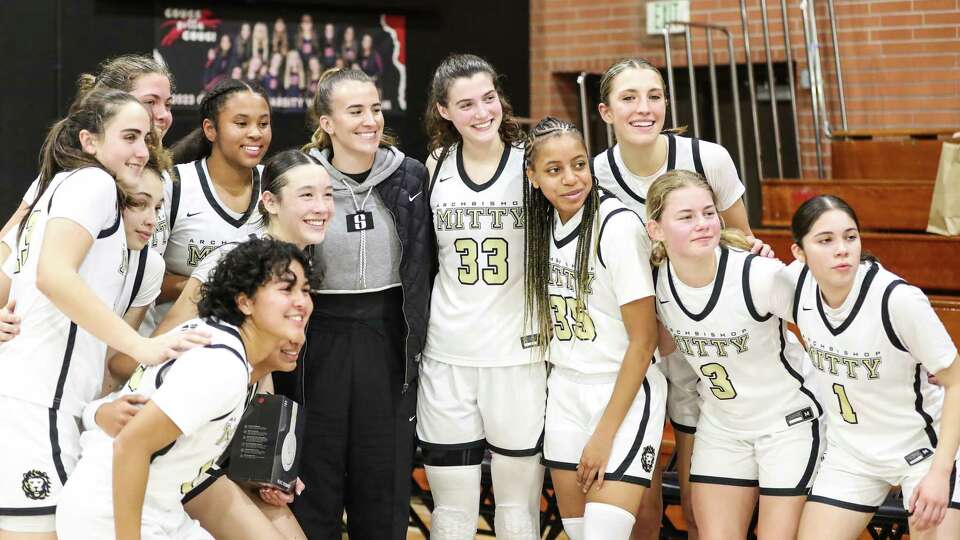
286, 289, 417, 540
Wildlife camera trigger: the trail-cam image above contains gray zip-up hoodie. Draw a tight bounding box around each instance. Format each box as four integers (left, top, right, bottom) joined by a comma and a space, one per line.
308, 146, 405, 292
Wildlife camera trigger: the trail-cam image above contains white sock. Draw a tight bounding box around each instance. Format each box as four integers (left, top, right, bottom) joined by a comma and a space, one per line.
583, 502, 636, 540
561, 517, 584, 540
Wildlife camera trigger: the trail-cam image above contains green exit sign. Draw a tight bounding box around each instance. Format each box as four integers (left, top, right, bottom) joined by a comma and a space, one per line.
646, 0, 691, 35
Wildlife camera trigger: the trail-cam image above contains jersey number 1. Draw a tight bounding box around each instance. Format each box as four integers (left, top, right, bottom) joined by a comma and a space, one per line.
832, 383, 859, 424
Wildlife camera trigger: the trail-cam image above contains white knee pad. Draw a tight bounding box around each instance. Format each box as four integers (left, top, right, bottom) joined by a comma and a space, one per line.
425, 464, 481, 540
583, 502, 636, 540
490, 452, 544, 538
561, 517, 584, 540
494, 504, 538, 540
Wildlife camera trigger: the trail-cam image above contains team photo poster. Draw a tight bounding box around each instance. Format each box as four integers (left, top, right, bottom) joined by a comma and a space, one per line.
155, 6, 407, 113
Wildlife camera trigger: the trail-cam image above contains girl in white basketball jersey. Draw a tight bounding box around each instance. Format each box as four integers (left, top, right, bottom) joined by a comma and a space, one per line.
110, 79, 272, 378
418, 53, 544, 539
780, 196, 960, 539
644, 170, 823, 539
137, 149, 331, 356
161, 78, 272, 304
56, 238, 314, 540
593, 57, 771, 540
0, 54, 176, 254
138, 149, 331, 540
524, 117, 666, 540
0, 89, 206, 538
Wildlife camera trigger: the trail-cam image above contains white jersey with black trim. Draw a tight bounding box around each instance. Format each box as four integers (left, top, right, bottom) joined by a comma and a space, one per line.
654, 246, 821, 436
424, 143, 533, 366
0, 168, 129, 417
121, 247, 165, 313
70, 318, 251, 515
162, 159, 263, 278
23, 174, 171, 255
149, 171, 172, 255
190, 231, 264, 285
592, 135, 745, 219
793, 261, 956, 468
548, 192, 655, 374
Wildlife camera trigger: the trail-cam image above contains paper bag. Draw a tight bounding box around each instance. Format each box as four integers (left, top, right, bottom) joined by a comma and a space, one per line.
927, 141, 960, 236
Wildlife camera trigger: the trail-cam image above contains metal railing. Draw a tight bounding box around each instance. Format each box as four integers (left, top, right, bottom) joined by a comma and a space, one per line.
802, 0, 848, 177
660, 22, 748, 189
572, 2, 848, 184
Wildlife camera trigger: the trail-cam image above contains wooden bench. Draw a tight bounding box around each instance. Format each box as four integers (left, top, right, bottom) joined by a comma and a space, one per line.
756, 228, 960, 293
761, 179, 934, 232
830, 129, 957, 181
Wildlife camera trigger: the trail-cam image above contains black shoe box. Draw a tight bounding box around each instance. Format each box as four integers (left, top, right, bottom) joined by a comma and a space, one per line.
228, 394, 304, 492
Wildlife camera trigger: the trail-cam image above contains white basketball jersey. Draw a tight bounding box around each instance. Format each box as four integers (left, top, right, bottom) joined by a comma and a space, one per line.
548, 193, 655, 374
163, 159, 263, 278
191, 232, 263, 285
794, 262, 946, 467
120, 247, 165, 313
0, 168, 129, 417
150, 171, 172, 255
654, 247, 821, 436
72, 318, 250, 514
23, 174, 170, 255
592, 135, 745, 218
424, 143, 533, 366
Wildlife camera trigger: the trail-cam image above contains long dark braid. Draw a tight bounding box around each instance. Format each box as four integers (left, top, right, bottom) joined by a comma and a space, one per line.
522, 116, 600, 353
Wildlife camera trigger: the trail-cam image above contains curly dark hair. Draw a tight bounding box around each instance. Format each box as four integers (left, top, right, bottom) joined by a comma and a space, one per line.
198, 237, 317, 326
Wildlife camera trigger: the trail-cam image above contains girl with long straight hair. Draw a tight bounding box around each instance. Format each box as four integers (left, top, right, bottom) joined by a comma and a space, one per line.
0, 88, 206, 538
416, 53, 545, 540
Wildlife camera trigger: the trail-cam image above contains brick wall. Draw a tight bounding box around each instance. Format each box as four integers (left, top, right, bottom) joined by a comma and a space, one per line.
530, 0, 960, 177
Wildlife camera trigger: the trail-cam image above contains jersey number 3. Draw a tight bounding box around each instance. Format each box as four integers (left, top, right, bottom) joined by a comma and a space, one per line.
700, 363, 737, 400
454, 238, 508, 285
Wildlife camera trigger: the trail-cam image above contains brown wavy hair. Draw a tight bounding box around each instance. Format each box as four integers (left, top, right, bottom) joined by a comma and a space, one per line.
424, 54, 524, 156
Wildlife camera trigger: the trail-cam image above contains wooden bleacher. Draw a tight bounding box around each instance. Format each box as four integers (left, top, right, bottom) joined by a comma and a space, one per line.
761, 179, 934, 231
754, 228, 960, 293
760, 128, 960, 350
831, 128, 958, 181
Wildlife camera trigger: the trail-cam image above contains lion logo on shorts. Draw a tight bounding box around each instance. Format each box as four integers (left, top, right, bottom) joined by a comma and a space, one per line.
21, 470, 51, 500
641, 445, 656, 473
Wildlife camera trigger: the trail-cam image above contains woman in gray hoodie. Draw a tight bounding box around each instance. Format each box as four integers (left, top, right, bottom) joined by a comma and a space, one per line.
285, 68, 433, 540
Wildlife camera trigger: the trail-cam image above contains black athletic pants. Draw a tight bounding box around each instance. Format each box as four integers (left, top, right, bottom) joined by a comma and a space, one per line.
283, 288, 417, 540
